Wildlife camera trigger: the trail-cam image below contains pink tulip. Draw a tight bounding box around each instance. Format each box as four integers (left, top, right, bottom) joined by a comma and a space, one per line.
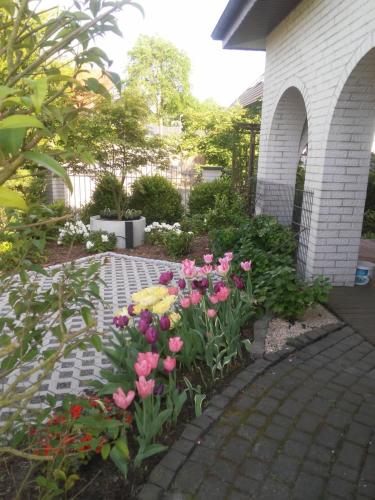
241, 261, 252, 272
200, 264, 213, 275
163, 356, 176, 372
216, 286, 230, 302
137, 352, 159, 370
136, 376, 155, 399
169, 336, 184, 353
134, 359, 152, 378
224, 252, 234, 262
216, 258, 230, 276
181, 259, 197, 279
209, 294, 219, 305
190, 291, 202, 305
207, 308, 217, 318
180, 297, 191, 309
168, 286, 179, 295
203, 254, 213, 264
113, 388, 135, 410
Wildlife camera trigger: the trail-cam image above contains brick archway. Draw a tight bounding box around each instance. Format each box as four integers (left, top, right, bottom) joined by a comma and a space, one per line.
306, 47, 375, 286
256, 86, 308, 226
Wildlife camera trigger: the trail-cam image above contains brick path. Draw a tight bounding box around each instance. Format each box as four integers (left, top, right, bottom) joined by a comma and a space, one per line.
141, 326, 375, 500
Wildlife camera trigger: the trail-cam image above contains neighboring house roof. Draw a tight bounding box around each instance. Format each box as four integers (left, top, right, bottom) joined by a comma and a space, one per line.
212, 0, 303, 50
234, 75, 264, 107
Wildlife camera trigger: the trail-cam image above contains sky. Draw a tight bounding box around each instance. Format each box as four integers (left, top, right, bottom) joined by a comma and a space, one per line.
54, 0, 266, 107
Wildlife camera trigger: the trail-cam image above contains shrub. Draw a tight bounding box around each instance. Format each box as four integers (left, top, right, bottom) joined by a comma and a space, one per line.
188, 178, 232, 215
85, 230, 117, 253
163, 231, 193, 258
129, 175, 183, 224
205, 192, 248, 230
180, 214, 207, 235
209, 215, 331, 320
365, 169, 375, 211
362, 209, 375, 237
81, 174, 127, 222
145, 222, 193, 258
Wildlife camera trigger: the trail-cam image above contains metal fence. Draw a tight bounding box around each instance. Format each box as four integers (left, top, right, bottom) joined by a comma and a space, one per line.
64, 161, 197, 210
250, 178, 314, 277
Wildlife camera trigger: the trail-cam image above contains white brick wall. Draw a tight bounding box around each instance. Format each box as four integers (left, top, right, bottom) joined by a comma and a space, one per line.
257, 0, 375, 286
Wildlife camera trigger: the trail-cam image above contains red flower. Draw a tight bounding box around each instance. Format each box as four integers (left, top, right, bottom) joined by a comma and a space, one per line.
125, 413, 133, 425
80, 433, 93, 442
28, 428, 37, 436
43, 444, 53, 456
70, 405, 83, 419
62, 435, 76, 445
79, 445, 91, 452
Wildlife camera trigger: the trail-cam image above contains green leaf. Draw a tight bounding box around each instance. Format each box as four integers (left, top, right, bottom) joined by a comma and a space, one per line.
105, 71, 122, 93
110, 447, 129, 478
0, 186, 27, 210
86, 77, 111, 99
0, 128, 26, 155
0, 85, 17, 100
139, 443, 167, 461
115, 438, 129, 459
23, 151, 73, 192
27, 77, 48, 113
0, 115, 44, 129
81, 306, 93, 326
90, 334, 102, 352
194, 394, 206, 417
242, 338, 252, 353
101, 443, 111, 460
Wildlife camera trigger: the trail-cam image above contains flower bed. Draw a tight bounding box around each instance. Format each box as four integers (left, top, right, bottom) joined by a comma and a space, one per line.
2, 253, 256, 498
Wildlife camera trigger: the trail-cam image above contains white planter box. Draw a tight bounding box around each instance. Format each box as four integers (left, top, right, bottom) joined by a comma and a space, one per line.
90, 215, 146, 249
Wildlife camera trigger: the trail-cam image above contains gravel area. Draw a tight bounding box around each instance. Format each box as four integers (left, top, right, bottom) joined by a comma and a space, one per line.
265, 304, 340, 353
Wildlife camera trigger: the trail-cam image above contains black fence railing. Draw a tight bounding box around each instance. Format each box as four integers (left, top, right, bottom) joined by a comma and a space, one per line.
249, 179, 314, 277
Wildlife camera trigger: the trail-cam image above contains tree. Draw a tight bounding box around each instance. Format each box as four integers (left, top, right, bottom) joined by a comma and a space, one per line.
180, 99, 259, 168
0, 0, 141, 210
125, 35, 192, 130
65, 88, 171, 218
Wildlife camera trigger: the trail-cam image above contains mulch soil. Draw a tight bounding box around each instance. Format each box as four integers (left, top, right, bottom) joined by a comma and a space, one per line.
44, 235, 210, 267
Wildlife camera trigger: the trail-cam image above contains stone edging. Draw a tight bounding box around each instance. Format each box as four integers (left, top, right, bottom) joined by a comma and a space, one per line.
137, 319, 346, 500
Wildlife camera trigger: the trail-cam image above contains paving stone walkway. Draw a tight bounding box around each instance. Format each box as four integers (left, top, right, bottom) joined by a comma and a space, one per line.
0, 253, 181, 420
143, 326, 375, 500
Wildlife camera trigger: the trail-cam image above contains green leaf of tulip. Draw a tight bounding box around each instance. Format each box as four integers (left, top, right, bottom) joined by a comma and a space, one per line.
110, 447, 129, 478
23, 151, 73, 192
0, 115, 44, 129
0, 186, 27, 210
115, 438, 130, 459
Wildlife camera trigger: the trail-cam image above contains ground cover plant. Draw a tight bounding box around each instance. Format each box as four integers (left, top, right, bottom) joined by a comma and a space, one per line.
210, 214, 331, 320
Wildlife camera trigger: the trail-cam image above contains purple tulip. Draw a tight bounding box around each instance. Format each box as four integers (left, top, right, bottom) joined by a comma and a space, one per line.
138, 318, 149, 334
153, 383, 164, 396
214, 281, 225, 293
140, 309, 153, 324
200, 278, 209, 289
178, 278, 186, 290
159, 271, 173, 285
159, 315, 171, 331
112, 315, 129, 328
145, 326, 158, 344
232, 275, 245, 290
128, 304, 136, 316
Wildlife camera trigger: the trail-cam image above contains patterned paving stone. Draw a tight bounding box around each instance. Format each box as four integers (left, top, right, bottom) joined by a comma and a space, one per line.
162, 327, 375, 500
0, 253, 181, 420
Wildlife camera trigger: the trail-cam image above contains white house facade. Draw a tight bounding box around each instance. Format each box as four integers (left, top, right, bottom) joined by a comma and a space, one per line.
213, 0, 375, 286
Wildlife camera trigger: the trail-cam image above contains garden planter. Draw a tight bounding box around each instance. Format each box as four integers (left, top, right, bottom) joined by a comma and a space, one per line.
90, 215, 146, 249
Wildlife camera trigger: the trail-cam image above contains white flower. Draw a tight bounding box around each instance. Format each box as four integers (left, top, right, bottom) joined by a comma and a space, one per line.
86, 240, 94, 250
101, 234, 109, 242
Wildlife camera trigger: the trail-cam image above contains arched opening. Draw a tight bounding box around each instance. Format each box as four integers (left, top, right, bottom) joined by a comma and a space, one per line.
318, 48, 375, 285
257, 86, 309, 226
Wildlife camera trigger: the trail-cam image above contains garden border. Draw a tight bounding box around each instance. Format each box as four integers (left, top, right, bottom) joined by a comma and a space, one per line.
137, 318, 346, 500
